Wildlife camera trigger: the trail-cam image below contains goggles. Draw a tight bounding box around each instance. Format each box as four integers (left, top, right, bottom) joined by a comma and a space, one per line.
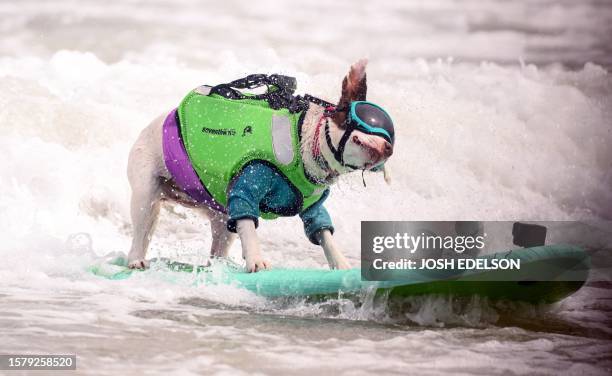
347, 101, 394, 145
325, 101, 394, 170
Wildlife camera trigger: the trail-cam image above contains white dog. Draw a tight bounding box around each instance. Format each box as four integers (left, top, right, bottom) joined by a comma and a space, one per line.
126, 59, 394, 272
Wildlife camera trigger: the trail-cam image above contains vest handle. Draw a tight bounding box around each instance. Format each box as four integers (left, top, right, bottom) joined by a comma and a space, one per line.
209, 74, 335, 114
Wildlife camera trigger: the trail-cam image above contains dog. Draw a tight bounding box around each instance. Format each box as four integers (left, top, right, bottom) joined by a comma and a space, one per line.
126, 59, 394, 272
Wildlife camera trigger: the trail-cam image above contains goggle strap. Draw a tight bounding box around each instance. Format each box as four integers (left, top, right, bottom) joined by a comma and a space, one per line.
324, 118, 347, 166
324, 117, 363, 171
336, 129, 353, 165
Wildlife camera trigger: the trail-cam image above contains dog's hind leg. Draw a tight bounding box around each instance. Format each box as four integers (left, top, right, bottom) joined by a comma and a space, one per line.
208, 211, 237, 258
127, 115, 167, 269
127, 179, 162, 269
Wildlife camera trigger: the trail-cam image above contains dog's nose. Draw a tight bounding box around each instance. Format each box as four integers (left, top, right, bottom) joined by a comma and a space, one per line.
383, 141, 393, 158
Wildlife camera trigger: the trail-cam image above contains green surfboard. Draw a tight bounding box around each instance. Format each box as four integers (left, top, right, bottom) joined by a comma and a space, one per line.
89, 245, 589, 304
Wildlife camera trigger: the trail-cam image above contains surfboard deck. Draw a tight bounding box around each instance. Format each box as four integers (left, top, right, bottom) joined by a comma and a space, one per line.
89, 245, 589, 304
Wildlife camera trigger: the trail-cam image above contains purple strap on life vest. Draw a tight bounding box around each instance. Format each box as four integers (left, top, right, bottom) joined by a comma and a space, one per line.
162, 109, 226, 213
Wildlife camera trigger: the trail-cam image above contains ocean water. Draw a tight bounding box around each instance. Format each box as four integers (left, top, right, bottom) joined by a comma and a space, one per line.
1, 0, 611, 374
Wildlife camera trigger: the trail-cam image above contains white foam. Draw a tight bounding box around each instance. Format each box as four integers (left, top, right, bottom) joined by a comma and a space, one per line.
1, 39, 611, 306
1, 1, 611, 373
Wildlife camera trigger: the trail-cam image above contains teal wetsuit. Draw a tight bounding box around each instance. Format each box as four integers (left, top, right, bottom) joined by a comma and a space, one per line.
227, 162, 334, 245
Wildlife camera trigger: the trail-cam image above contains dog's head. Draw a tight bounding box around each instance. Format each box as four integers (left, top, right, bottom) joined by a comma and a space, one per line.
320, 60, 394, 176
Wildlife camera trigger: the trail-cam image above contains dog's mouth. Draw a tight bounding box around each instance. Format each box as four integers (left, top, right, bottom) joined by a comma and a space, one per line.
351, 135, 392, 168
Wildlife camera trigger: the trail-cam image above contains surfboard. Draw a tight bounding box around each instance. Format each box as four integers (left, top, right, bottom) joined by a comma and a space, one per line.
89, 245, 589, 304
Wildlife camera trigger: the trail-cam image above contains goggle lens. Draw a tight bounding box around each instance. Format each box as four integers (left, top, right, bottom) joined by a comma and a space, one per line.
349, 101, 394, 144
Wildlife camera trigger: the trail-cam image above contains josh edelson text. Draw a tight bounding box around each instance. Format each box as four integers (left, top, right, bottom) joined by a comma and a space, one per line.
370, 232, 521, 271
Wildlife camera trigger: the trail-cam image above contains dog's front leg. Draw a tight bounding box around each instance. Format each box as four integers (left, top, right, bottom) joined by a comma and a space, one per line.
316, 230, 351, 270
236, 219, 270, 272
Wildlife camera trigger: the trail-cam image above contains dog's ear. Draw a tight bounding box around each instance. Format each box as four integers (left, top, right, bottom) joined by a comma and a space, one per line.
333, 59, 368, 127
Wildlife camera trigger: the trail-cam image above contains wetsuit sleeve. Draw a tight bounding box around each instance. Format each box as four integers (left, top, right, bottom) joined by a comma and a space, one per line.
299, 189, 334, 245
226, 163, 274, 233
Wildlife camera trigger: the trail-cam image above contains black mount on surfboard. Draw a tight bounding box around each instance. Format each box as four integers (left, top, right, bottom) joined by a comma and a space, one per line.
512, 222, 547, 247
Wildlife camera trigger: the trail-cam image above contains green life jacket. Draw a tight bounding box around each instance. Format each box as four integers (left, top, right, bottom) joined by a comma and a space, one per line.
177, 85, 327, 219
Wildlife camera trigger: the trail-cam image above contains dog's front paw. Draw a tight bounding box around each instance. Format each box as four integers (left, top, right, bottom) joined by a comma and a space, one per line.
128, 259, 149, 269
245, 256, 270, 273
